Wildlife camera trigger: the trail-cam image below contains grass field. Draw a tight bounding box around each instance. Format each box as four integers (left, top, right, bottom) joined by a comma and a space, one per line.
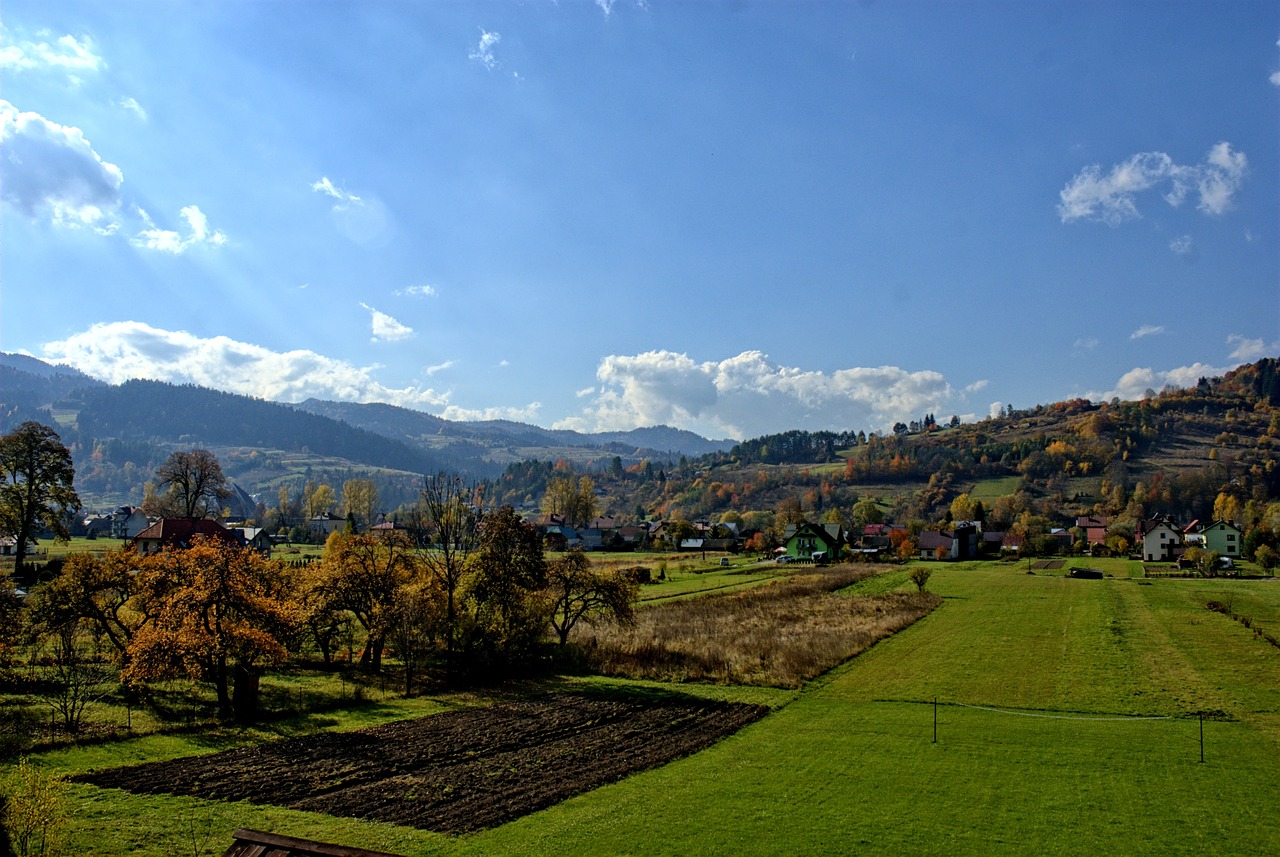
12, 563, 1280, 855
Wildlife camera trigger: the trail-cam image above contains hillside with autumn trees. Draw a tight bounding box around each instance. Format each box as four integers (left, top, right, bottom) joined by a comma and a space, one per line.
487, 358, 1280, 546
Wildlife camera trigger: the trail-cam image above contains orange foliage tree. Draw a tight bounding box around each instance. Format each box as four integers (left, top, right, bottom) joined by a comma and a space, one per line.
123, 539, 298, 721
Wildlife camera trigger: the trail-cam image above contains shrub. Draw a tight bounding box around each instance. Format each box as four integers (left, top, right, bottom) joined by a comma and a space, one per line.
2, 758, 67, 857
909, 567, 932, 592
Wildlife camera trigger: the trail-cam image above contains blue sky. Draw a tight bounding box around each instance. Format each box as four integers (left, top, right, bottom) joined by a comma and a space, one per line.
3, 1, 1277, 441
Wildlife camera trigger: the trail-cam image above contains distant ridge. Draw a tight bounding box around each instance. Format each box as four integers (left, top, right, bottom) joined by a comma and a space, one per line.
295, 399, 735, 459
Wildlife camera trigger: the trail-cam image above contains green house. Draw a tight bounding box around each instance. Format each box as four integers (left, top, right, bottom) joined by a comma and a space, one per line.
1200, 520, 1242, 558
783, 522, 844, 561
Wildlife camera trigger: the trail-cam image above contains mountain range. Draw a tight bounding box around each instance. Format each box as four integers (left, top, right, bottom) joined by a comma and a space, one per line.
0, 353, 734, 508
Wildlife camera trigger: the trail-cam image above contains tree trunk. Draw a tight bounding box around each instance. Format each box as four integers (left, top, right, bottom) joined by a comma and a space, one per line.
232, 665, 260, 724
213, 662, 232, 720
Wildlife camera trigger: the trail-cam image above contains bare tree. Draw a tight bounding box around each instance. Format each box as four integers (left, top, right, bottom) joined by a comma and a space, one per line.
150, 449, 229, 519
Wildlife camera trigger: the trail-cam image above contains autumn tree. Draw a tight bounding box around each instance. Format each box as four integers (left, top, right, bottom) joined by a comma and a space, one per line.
543, 549, 636, 647
148, 449, 229, 518
467, 506, 546, 660
540, 475, 598, 528
305, 482, 336, 519
315, 530, 418, 672
124, 539, 297, 721
851, 497, 884, 530
342, 478, 379, 531
0, 421, 80, 574
1213, 492, 1241, 524
29, 549, 146, 663
419, 474, 482, 680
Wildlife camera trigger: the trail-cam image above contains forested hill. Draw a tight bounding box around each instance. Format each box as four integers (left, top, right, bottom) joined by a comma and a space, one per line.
75, 380, 443, 475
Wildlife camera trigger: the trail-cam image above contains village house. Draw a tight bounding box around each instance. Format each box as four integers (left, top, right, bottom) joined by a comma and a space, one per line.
1138, 517, 1184, 562
783, 522, 844, 561
133, 518, 242, 554
1200, 519, 1243, 558
918, 525, 978, 561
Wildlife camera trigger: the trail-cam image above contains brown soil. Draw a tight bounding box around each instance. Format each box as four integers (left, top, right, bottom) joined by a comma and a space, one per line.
75, 692, 767, 834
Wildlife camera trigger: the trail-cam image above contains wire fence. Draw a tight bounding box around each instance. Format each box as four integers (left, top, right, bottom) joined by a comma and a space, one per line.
878, 698, 1221, 763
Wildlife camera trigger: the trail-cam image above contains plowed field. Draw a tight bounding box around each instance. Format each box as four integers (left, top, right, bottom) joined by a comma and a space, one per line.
77, 693, 767, 833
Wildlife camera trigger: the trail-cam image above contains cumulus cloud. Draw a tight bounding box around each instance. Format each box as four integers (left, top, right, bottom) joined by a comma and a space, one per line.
41, 322, 451, 408
1058, 142, 1247, 224
0, 29, 102, 79
1227, 334, 1277, 362
469, 29, 501, 70
396, 284, 437, 298
360, 304, 414, 342
0, 100, 123, 230
130, 204, 227, 253
569, 350, 953, 439
1130, 325, 1165, 340
1169, 235, 1193, 256
963, 380, 989, 394
1090, 362, 1231, 402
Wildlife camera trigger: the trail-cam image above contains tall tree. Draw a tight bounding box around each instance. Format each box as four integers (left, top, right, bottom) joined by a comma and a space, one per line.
150, 449, 229, 518
314, 529, 418, 672
342, 478, 379, 531
540, 476, 598, 528
419, 473, 482, 680
468, 506, 546, 654
306, 482, 336, 519
0, 421, 80, 573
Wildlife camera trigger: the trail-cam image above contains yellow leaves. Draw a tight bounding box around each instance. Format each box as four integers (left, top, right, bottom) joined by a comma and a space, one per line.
3, 758, 67, 857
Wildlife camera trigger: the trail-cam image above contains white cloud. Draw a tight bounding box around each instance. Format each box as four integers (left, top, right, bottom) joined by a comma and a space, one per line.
571, 350, 953, 439
41, 322, 451, 409
1271, 70, 1280, 87
988, 402, 1005, 419
1058, 142, 1247, 224
130, 204, 227, 253
425, 360, 456, 376
595, 0, 616, 15
1130, 325, 1165, 340
311, 176, 361, 207
575, 386, 597, 398
1226, 334, 1277, 362
1074, 337, 1099, 350
1169, 235, 1193, 256
469, 29, 501, 70
360, 303, 414, 342
0, 30, 102, 79
963, 379, 989, 394
497, 359, 510, 368
396, 284, 437, 298
0, 100, 123, 230
1090, 362, 1231, 402
117, 97, 147, 121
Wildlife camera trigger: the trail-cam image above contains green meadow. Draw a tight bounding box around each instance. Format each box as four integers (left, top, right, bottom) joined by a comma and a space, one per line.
25, 564, 1280, 855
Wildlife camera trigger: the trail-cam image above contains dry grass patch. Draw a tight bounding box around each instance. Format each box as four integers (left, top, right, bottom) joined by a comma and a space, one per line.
582, 565, 941, 687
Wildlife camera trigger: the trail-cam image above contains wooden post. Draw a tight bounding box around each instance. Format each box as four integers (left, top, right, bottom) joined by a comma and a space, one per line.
1199, 713, 1204, 763
933, 697, 937, 744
